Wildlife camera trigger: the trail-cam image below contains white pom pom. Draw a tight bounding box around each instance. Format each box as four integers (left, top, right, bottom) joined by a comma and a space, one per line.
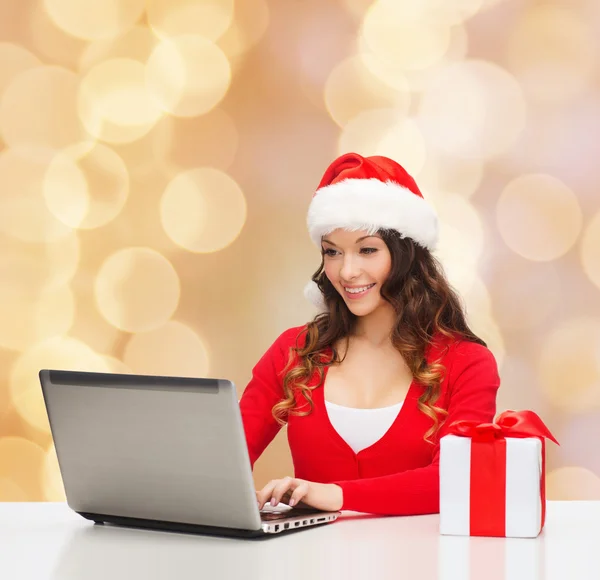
303, 280, 327, 312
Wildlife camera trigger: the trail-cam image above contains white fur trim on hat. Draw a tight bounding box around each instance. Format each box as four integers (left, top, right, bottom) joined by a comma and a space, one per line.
304, 280, 327, 312
307, 178, 438, 250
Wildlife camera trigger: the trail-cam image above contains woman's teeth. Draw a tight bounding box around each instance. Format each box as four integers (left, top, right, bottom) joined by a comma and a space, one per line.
344, 283, 376, 296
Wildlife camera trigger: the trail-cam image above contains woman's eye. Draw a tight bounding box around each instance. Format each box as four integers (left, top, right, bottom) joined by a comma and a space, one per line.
322, 248, 377, 256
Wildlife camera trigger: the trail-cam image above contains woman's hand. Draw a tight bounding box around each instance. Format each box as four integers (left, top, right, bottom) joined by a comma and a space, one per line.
256, 476, 343, 512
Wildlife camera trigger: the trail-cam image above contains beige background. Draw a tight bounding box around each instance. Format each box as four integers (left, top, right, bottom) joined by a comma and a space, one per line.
0, 0, 599, 502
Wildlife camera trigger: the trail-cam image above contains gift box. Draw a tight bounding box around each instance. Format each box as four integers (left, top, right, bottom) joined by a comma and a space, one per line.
439, 410, 559, 538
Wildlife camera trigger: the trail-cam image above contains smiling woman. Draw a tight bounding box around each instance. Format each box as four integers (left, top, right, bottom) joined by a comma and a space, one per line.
242, 152, 500, 516
321, 232, 387, 303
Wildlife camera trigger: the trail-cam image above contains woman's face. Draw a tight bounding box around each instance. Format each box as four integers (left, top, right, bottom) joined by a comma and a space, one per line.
321, 228, 392, 316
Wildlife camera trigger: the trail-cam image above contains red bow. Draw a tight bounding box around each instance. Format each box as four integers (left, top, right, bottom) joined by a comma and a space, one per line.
446, 410, 558, 537
448, 409, 559, 445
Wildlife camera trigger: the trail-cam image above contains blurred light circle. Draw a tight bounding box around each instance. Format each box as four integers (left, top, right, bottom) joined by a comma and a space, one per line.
43, 142, 129, 229
0, 240, 51, 310
496, 174, 582, 262
33, 287, 76, 342
79, 26, 159, 72
431, 193, 484, 296
339, 109, 426, 178
95, 247, 181, 332
547, 467, 600, 500
0, 230, 80, 297
102, 356, 133, 374
146, 0, 234, 42
43, 146, 89, 229
69, 281, 121, 354
78, 58, 164, 144
106, 167, 176, 252
146, 35, 232, 118
496, 355, 542, 412
124, 320, 210, 377
160, 168, 247, 253
460, 274, 492, 319
0, 437, 46, 499
419, 152, 483, 198
0, 66, 85, 151
358, 20, 468, 95
362, 0, 483, 27
418, 60, 526, 160
468, 311, 506, 370
444, 20, 470, 60
362, 0, 451, 71
441, 157, 483, 198
506, 97, 600, 196
342, 0, 376, 21
43, 443, 66, 501
217, 0, 270, 60
29, 0, 89, 70
153, 108, 238, 173
432, 0, 484, 26
10, 337, 109, 433
506, 5, 595, 104
324, 55, 410, 129
376, 120, 427, 178
481, 0, 505, 8
488, 256, 561, 330
399, 23, 470, 94
455, 275, 504, 366
581, 212, 600, 291
108, 119, 172, 178
538, 318, 600, 413
0, 285, 75, 352
556, 412, 600, 480
0, 43, 41, 97
43, 0, 145, 41
0, 147, 72, 242
44, 230, 81, 290
414, 158, 440, 202
357, 51, 413, 94
294, 9, 363, 106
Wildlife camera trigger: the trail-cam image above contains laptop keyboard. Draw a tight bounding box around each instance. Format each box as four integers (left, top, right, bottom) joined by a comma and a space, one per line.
260, 512, 292, 521
260, 503, 324, 521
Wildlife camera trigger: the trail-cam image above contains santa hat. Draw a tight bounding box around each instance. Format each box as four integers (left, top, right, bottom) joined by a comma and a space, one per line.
304, 152, 438, 310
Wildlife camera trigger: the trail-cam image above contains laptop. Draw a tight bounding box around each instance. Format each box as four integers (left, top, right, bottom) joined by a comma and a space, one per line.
38, 369, 341, 538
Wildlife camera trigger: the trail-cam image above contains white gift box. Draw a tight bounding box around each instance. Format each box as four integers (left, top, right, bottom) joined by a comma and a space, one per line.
439, 434, 544, 538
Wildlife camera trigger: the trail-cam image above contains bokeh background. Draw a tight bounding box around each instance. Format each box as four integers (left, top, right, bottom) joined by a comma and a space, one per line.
0, 0, 599, 502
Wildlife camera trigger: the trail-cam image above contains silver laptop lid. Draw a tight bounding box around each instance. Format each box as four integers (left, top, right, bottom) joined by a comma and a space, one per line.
39, 370, 262, 532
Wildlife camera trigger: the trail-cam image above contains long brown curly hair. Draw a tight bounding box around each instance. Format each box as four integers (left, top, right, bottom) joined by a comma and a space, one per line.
272, 228, 486, 443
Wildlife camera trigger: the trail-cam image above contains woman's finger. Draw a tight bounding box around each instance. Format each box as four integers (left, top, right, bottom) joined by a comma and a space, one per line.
256, 479, 282, 509
270, 477, 295, 506
288, 481, 309, 507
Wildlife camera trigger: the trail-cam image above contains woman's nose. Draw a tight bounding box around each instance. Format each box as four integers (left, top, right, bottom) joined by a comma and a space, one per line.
339, 255, 361, 281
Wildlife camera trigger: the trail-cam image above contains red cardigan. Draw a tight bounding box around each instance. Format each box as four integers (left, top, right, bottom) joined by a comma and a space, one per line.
239, 325, 500, 516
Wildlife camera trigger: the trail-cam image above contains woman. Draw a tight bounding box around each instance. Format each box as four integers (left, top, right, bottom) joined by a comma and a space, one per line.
240, 152, 500, 516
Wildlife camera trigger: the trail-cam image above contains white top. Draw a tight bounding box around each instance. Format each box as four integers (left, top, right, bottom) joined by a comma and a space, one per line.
1, 502, 598, 580
325, 399, 403, 453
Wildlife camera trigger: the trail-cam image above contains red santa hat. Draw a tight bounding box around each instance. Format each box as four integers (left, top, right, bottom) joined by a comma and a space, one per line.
304, 152, 439, 310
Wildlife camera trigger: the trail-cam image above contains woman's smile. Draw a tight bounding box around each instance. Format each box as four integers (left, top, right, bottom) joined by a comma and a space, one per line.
342, 283, 376, 299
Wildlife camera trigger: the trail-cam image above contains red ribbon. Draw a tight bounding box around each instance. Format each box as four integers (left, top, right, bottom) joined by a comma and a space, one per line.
447, 410, 559, 537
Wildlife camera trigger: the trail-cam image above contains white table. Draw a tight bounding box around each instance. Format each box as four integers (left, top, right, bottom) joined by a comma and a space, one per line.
0, 502, 597, 580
